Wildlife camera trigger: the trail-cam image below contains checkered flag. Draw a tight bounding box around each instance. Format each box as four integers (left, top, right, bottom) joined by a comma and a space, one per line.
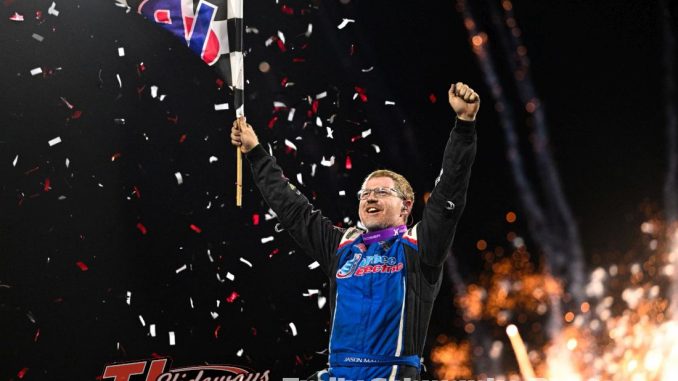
118, 0, 244, 116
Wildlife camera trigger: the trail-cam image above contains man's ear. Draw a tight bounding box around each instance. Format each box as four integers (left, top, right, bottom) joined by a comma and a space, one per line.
401, 199, 414, 215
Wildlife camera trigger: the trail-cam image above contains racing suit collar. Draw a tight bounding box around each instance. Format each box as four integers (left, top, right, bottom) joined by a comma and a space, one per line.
362, 224, 407, 245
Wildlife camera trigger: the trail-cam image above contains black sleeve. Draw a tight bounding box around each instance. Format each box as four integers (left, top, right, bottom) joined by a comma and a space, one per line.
418, 118, 477, 268
245, 144, 344, 275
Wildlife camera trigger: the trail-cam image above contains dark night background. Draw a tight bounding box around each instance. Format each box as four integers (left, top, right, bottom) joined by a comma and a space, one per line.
0, 0, 673, 379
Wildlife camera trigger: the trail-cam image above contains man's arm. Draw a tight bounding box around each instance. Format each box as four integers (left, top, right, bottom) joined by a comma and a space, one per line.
232, 118, 344, 275
418, 82, 479, 269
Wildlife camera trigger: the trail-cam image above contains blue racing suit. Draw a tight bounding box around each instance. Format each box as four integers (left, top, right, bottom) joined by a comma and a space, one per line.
246, 118, 477, 380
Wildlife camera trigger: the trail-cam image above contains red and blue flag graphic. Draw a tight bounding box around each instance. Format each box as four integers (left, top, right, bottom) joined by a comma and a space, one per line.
120, 0, 244, 115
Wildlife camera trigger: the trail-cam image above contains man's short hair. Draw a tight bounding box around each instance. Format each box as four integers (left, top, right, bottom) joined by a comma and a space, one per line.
362, 169, 415, 202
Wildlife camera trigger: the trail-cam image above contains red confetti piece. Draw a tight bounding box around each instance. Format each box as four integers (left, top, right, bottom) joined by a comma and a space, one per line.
136, 222, 148, 235
167, 115, 178, 124
311, 100, 319, 114
136, 85, 146, 97
276, 38, 286, 52
280, 4, 294, 15
43, 178, 51, 192
295, 355, 303, 365
214, 324, 221, 338
292, 57, 306, 63
138, 62, 146, 73
34, 328, 40, 342
350, 135, 362, 143
215, 78, 224, 88
189, 224, 202, 233
251, 327, 257, 336
179, 134, 187, 143
151, 352, 164, 359
226, 291, 239, 303
17, 368, 28, 379
350, 44, 356, 56
111, 152, 122, 162
35, 10, 43, 20
268, 248, 280, 258
76, 261, 89, 271
429, 93, 437, 103
345, 156, 352, 170
132, 186, 141, 199
71, 110, 83, 119
252, 214, 260, 226
280, 77, 288, 87
354, 86, 368, 102
267, 115, 278, 129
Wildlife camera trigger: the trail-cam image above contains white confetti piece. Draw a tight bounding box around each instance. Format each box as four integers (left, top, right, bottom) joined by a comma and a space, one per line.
239, 257, 253, 267
265, 36, 275, 47
149, 324, 156, 337
12, 155, 18, 167
207, 249, 214, 262
305, 23, 313, 37
48, 2, 59, 16
308, 261, 320, 270
265, 209, 277, 221
151, 85, 158, 98
326, 127, 334, 139
337, 18, 355, 29
226, 272, 235, 281
371, 144, 381, 153
210, 312, 219, 319
126, 291, 132, 305
289, 322, 297, 336
277, 30, 286, 44
209, 156, 219, 163
9, 12, 24, 21
169, 331, 176, 346
303, 289, 319, 296
316, 91, 327, 99
190, 297, 194, 309
261, 236, 274, 244
237, 349, 244, 357
311, 163, 317, 177
320, 156, 335, 167
361, 66, 374, 72
214, 103, 229, 111
285, 139, 297, 151
338, 190, 346, 196
316, 116, 323, 127
30, 67, 43, 76
385, 100, 396, 105
362, 129, 372, 138
159, 94, 166, 101
139, 315, 146, 327
216, 300, 221, 308
273, 101, 287, 108
174, 172, 183, 185
296, 173, 303, 185
318, 296, 327, 309
48, 137, 62, 146
118, 47, 125, 57
288, 108, 296, 121
32, 34, 44, 42
116, 74, 122, 88
176, 264, 187, 273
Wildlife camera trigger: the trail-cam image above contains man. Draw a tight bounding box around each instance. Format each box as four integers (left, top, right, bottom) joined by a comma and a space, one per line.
231, 82, 479, 380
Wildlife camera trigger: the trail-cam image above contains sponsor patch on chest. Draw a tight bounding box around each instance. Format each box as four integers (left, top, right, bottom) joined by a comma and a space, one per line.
336, 253, 404, 278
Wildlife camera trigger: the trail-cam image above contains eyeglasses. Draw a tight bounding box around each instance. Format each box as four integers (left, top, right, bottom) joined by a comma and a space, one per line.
356, 187, 403, 200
